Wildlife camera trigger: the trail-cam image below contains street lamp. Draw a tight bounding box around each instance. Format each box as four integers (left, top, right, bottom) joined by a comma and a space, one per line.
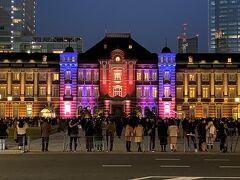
7, 96, 12, 118
235, 97, 240, 120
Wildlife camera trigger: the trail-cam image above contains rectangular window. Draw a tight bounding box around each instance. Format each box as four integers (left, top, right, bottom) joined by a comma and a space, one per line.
136, 87, 141, 98
176, 87, 183, 98
176, 73, 183, 81
113, 86, 122, 97
78, 71, 83, 81
144, 87, 149, 97
0, 104, 5, 118
137, 72, 142, 81
78, 87, 83, 97
144, 72, 149, 81
53, 73, 59, 81
39, 73, 47, 81
12, 86, 20, 97
202, 74, 209, 81
189, 87, 196, 98
202, 105, 209, 118
52, 86, 59, 97
229, 74, 236, 82
164, 87, 170, 97
229, 87, 236, 98
152, 87, 158, 98
94, 87, 99, 97
215, 74, 222, 81
152, 72, 157, 81
164, 71, 170, 81
25, 85, 33, 97
86, 87, 91, 97
189, 74, 196, 81
39, 86, 46, 96
26, 73, 33, 81
202, 87, 209, 98
94, 71, 99, 81
0, 73, 7, 80
26, 104, 32, 117
65, 71, 71, 80
86, 71, 91, 81
0, 86, 6, 98
12, 72, 20, 81
65, 86, 71, 96
215, 87, 223, 98
114, 72, 121, 81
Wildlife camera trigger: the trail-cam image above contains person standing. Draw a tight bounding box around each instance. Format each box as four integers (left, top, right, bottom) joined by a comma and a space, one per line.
40, 119, 51, 152
157, 119, 168, 152
16, 120, 29, 150
125, 122, 134, 152
68, 119, 79, 152
106, 119, 116, 152
134, 122, 144, 152
85, 119, 94, 152
94, 118, 103, 151
0, 119, 8, 150
206, 121, 217, 151
168, 120, 178, 152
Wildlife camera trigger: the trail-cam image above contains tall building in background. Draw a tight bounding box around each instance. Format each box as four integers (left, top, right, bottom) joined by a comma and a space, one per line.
0, 0, 36, 51
178, 23, 199, 53
209, 0, 240, 53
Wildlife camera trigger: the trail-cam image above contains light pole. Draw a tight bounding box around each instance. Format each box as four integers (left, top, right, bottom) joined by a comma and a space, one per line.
235, 97, 240, 120
7, 96, 12, 118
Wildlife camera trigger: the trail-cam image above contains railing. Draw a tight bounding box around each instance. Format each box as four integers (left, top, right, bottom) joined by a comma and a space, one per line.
1, 132, 240, 153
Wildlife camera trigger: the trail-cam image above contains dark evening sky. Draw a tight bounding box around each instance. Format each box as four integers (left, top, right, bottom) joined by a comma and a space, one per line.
36, 0, 208, 53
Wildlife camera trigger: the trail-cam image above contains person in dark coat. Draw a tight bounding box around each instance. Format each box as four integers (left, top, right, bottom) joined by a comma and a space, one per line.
85, 119, 94, 152
218, 120, 228, 152
197, 119, 207, 152
0, 119, 8, 150
157, 119, 168, 152
185, 119, 198, 152
68, 119, 79, 152
106, 118, 116, 152
93, 118, 103, 151
40, 119, 51, 151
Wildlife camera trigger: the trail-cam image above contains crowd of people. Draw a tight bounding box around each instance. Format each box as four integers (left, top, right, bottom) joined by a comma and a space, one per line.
0, 111, 240, 153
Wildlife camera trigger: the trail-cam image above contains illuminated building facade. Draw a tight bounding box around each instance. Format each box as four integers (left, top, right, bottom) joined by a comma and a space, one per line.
0, 33, 239, 119
176, 54, 240, 119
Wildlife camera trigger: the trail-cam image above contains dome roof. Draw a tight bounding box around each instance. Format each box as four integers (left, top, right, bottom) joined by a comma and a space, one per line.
64, 46, 74, 52
161, 47, 171, 53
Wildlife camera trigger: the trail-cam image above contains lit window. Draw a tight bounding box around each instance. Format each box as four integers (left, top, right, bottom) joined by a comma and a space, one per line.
39, 86, 46, 96
86, 87, 91, 97
129, 44, 132, 49
215, 87, 223, 98
12, 72, 20, 81
53, 73, 59, 81
144, 72, 149, 81
78, 71, 83, 81
0, 86, 6, 98
137, 72, 142, 81
114, 72, 121, 81
215, 74, 222, 81
113, 86, 122, 97
94, 87, 99, 97
26, 104, 32, 117
189, 74, 196, 81
164, 71, 170, 81
65, 71, 71, 80
136, 87, 141, 98
12, 19, 22, 24
64, 102, 71, 115
65, 86, 71, 96
0, 73, 7, 80
115, 56, 121, 62
189, 87, 196, 98
12, 86, 20, 97
229, 87, 236, 98
52, 86, 59, 97
164, 103, 170, 117
39, 73, 47, 81
152, 72, 157, 81
26, 73, 33, 81
26, 86, 33, 97
78, 87, 83, 97
86, 71, 91, 81
94, 71, 99, 81
202, 74, 209, 81
176, 87, 183, 98
229, 74, 236, 82
144, 87, 149, 97
228, 58, 232, 63
164, 87, 170, 97
202, 87, 209, 98
152, 87, 158, 98
176, 73, 183, 81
